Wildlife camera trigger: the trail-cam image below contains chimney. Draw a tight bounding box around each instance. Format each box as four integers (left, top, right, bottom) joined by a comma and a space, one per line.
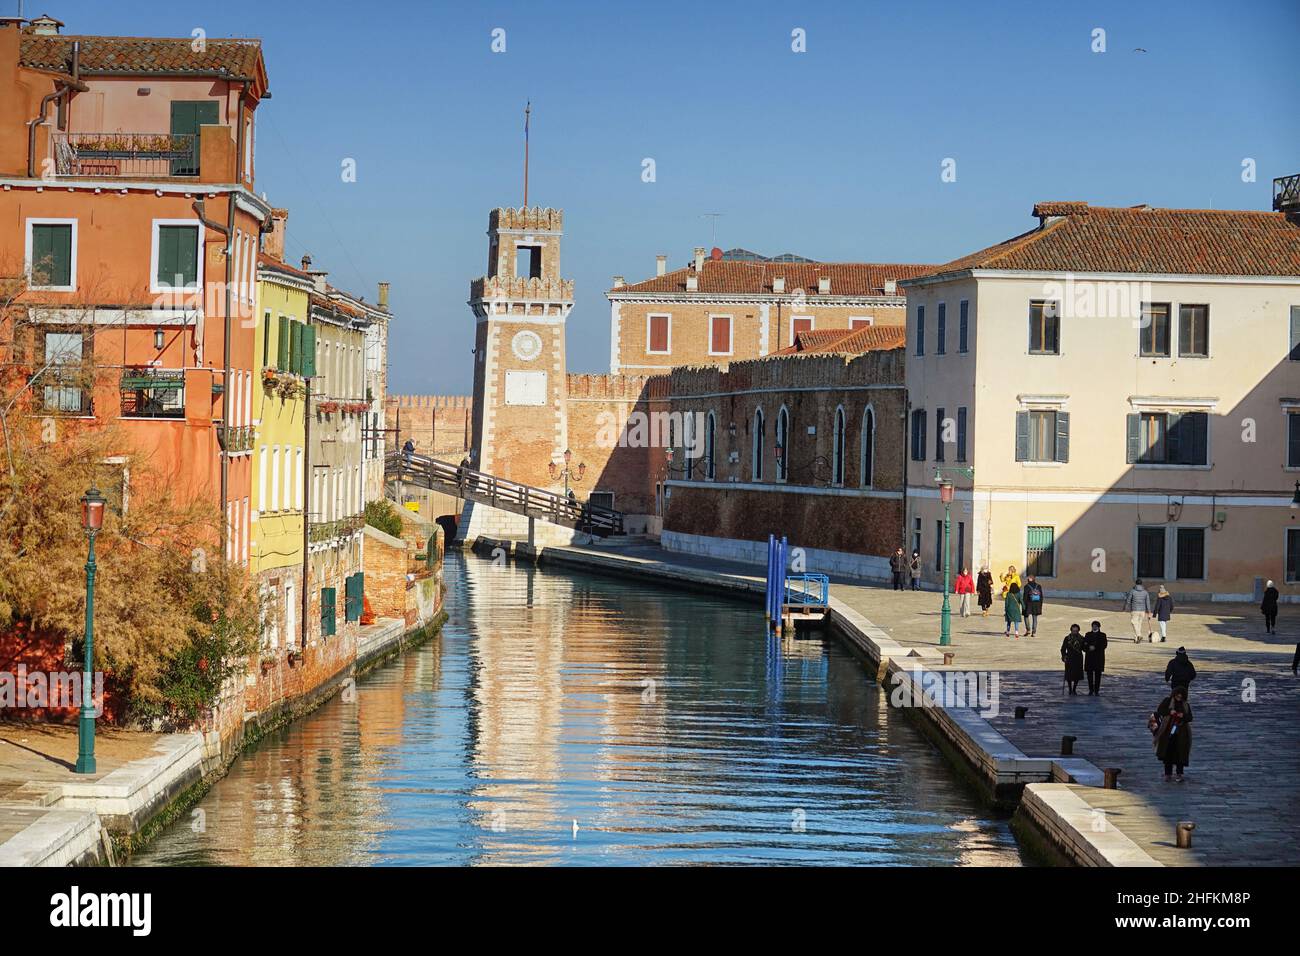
818, 276, 831, 295
612, 275, 625, 288
378, 281, 390, 310
693, 247, 706, 271
884, 278, 897, 295
772, 276, 785, 294
29, 15, 64, 35
265, 208, 289, 263
656, 255, 666, 277
300, 254, 313, 272
0, 18, 22, 85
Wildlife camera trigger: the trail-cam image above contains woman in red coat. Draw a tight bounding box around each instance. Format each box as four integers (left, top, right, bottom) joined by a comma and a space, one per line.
954, 567, 975, 618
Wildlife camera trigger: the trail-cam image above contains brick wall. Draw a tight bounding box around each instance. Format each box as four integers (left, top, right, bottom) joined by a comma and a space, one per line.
663, 347, 908, 557
387, 394, 474, 460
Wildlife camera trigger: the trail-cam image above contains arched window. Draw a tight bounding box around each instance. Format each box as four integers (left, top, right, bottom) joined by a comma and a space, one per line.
832, 405, 846, 486
860, 406, 876, 488
705, 411, 716, 480
752, 407, 765, 481
776, 406, 790, 482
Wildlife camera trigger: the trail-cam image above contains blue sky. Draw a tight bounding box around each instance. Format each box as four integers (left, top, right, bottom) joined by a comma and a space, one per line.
35, 0, 1300, 393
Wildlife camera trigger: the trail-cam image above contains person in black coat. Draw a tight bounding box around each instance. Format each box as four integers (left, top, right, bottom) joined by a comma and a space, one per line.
1164, 647, 1196, 690
1082, 620, 1108, 695
1022, 575, 1045, 636
1060, 624, 1085, 695
1261, 580, 1279, 634
889, 548, 907, 591
1150, 686, 1193, 781
976, 567, 994, 615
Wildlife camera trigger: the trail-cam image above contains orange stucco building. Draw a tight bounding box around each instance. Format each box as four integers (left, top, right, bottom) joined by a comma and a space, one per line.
0, 15, 271, 561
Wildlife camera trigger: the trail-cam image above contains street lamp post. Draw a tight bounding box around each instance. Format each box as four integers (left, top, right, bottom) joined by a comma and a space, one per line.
933, 466, 974, 648
75, 485, 106, 775
548, 448, 586, 498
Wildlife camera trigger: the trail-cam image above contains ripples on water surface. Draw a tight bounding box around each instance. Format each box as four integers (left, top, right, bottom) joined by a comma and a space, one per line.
132, 552, 1024, 866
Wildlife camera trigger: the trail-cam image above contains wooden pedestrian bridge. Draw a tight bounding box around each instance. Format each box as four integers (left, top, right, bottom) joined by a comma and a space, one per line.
383, 451, 625, 537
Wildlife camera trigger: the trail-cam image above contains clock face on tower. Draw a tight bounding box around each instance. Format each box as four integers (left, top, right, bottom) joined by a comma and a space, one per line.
511, 330, 543, 362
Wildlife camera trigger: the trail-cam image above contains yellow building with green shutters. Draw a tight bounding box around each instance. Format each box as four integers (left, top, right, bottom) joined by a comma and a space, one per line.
252, 254, 317, 654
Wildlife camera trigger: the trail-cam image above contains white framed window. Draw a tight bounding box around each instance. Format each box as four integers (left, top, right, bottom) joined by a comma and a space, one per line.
752, 407, 766, 481
849, 316, 874, 330
150, 219, 204, 294
646, 313, 672, 354
790, 314, 815, 345
282, 445, 293, 513
258, 445, 268, 512
25, 218, 78, 291
860, 406, 875, 488
294, 448, 304, 510
709, 314, 734, 356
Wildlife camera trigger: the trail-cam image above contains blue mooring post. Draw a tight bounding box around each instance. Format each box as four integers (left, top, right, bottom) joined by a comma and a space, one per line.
765, 534, 775, 625
777, 536, 789, 635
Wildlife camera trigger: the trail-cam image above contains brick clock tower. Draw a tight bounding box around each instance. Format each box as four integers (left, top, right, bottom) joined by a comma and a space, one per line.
462, 206, 573, 539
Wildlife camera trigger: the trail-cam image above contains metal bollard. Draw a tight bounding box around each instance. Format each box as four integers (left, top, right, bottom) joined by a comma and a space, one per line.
1014, 706, 1029, 719
1103, 767, 1122, 789
1061, 735, 1077, 756
943, 652, 956, 665
1176, 821, 1196, 849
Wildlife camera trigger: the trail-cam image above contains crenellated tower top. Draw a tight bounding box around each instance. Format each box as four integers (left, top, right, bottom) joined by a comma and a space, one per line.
470, 204, 573, 319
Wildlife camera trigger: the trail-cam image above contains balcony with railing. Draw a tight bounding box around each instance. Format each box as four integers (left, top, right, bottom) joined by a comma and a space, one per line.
51, 132, 201, 179
1274, 173, 1300, 214
120, 368, 185, 419
308, 514, 364, 544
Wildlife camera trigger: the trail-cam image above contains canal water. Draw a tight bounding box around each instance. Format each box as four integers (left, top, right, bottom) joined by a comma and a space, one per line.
132, 552, 1024, 866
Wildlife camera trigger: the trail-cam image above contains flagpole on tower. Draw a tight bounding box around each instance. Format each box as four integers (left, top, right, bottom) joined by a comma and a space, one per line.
523, 101, 531, 209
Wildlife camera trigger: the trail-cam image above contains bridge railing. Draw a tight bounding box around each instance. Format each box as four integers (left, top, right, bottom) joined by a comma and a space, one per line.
385, 451, 624, 535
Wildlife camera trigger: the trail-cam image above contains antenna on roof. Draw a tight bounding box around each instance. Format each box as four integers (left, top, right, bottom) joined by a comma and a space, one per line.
523, 101, 531, 209
701, 212, 723, 246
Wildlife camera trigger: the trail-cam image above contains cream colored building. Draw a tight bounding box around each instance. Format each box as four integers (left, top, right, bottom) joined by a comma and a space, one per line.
901, 201, 1300, 602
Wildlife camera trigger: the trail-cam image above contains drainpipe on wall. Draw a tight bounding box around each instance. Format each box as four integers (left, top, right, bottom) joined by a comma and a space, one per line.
301, 313, 313, 649
220, 83, 249, 561
901, 392, 910, 551
26, 42, 87, 176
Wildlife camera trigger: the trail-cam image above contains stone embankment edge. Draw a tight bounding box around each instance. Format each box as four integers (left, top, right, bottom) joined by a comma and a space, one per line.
1, 614, 447, 866
537, 543, 1161, 867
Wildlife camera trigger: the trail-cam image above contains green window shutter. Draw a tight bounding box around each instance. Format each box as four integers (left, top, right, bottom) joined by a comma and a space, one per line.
321, 587, 336, 637
1054, 411, 1070, 463
1186, 412, 1208, 466
32, 224, 72, 286
291, 322, 304, 375
1014, 411, 1030, 461
1125, 414, 1141, 464
261, 311, 271, 367
157, 225, 198, 286
1288, 413, 1300, 469
1165, 412, 1184, 464
1290, 306, 1300, 361
301, 324, 317, 378
277, 315, 289, 371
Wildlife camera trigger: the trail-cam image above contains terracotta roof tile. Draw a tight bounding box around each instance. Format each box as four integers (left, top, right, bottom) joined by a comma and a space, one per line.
613, 260, 937, 296
771, 325, 906, 356
20, 33, 265, 84
921, 202, 1300, 280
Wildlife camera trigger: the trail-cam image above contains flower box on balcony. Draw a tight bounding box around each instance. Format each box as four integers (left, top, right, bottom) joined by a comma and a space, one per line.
318, 400, 340, 414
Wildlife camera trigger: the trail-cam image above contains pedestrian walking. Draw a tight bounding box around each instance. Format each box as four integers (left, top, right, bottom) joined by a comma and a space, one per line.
1153, 586, 1175, 643
401, 438, 415, 464
1149, 685, 1193, 782
1022, 574, 1045, 637
909, 551, 922, 591
1082, 620, 1108, 695
1123, 579, 1154, 643
889, 548, 907, 591
999, 565, 1021, 599
976, 566, 994, 616
1163, 646, 1196, 690
1060, 624, 1085, 694
955, 567, 975, 617
1261, 580, 1280, 634
1003, 582, 1024, 638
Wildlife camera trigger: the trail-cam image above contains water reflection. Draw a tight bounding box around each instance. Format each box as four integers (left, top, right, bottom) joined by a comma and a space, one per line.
132, 552, 1023, 867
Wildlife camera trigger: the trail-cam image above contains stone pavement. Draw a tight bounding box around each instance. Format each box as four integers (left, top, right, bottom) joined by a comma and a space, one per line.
560, 541, 1300, 866
0, 723, 159, 846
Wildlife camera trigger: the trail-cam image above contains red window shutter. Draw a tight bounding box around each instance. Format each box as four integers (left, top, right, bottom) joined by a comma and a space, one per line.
792, 316, 814, 342
649, 315, 669, 353
850, 317, 873, 330
711, 315, 730, 353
